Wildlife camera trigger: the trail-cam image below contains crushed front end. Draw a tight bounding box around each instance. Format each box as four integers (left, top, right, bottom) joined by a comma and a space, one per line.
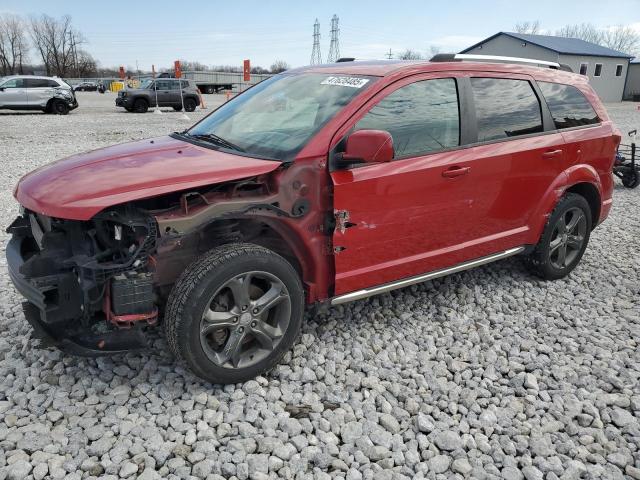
6, 206, 158, 355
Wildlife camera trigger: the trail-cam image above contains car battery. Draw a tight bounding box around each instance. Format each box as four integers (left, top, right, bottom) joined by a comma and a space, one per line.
110, 272, 154, 316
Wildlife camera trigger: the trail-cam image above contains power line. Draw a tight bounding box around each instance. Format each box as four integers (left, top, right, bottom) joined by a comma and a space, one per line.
327, 15, 340, 63
310, 18, 322, 65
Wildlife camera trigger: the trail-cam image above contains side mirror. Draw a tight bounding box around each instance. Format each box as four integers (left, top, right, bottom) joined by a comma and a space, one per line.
342, 129, 394, 165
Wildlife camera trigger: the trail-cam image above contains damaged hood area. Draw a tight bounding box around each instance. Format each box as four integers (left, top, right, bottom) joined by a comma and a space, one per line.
15, 136, 281, 221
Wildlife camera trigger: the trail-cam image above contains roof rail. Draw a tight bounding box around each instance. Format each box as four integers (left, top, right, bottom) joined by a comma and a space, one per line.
430, 53, 573, 72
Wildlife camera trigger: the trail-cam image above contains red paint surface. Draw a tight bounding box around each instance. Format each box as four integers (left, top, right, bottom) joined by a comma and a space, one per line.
15, 136, 280, 220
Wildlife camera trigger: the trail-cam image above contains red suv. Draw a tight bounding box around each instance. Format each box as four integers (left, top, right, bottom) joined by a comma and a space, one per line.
7, 57, 619, 383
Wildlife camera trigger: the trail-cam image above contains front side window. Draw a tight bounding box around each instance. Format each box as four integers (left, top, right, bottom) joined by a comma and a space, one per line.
538, 81, 600, 129
471, 78, 543, 142
1, 78, 24, 88
155, 80, 170, 90
354, 78, 460, 159
188, 73, 377, 161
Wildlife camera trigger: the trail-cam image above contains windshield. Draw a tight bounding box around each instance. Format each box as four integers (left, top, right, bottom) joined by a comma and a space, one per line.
187, 73, 377, 161
139, 79, 153, 89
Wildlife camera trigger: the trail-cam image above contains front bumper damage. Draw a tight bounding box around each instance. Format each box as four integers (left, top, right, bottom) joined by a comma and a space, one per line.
6, 209, 158, 355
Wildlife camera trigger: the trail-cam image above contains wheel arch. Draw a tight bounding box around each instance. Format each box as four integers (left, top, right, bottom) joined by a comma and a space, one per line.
565, 182, 601, 229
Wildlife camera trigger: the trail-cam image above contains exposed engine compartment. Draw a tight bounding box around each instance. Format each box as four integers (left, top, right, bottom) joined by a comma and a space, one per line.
7, 206, 158, 353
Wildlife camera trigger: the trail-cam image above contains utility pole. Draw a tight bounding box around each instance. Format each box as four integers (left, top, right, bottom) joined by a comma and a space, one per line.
310, 19, 322, 65
327, 15, 340, 63
386, 48, 393, 60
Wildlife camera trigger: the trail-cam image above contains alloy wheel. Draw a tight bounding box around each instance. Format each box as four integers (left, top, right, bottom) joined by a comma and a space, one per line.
548, 207, 587, 270
199, 271, 291, 369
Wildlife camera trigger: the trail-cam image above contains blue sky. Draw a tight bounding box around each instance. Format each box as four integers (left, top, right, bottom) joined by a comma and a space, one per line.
2, 0, 638, 70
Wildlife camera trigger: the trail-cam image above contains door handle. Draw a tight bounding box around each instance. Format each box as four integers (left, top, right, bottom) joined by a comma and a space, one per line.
542, 149, 563, 159
442, 166, 470, 178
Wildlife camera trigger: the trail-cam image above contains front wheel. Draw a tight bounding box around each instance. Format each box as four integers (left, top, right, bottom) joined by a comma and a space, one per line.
51, 100, 69, 115
622, 169, 640, 188
164, 243, 304, 384
526, 193, 592, 280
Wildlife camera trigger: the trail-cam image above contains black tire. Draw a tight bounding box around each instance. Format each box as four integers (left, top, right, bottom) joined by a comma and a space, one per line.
125, 107, 133, 112
205, 86, 214, 94
622, 169, 640, 189
51, 100, 69, 115
526, 193, 592, 280
164, 243, 304, 384
173, 106, 183, 111
184, 98, 197, 112
133, 98, 149, 113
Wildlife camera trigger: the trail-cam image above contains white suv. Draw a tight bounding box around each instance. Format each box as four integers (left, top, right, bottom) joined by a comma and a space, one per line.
0, 75, 78, 114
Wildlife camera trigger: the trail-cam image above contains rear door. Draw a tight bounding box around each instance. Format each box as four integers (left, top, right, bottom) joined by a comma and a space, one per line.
25, 78, 57, 107
462, 75, 566, 243
0, 78, 27, 107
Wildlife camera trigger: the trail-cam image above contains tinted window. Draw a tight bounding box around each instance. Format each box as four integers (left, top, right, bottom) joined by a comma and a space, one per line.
355, 78, 460, 158
471, 78, 543, 142
25, 78, 56, 88
538, 82, 600, 129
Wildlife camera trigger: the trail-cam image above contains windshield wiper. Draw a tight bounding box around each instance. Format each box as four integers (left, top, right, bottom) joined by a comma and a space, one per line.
184, 132, 245, 152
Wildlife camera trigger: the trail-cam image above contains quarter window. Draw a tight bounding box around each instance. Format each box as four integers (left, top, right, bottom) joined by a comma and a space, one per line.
594, 64, 603, 77
355, 78, 460, 159
538, 81, 600, 129
470, 78, 543, 142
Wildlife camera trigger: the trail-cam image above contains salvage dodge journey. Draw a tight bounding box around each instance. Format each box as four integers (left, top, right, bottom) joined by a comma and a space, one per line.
7, 55, 619, 383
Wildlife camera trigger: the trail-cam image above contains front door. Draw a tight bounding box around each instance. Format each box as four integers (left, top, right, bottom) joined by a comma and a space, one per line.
330, 74, 479, 295
0, 78, 27, 107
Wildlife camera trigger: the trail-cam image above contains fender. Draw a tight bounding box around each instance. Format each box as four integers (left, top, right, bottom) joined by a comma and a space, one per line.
529, 164, 602, 242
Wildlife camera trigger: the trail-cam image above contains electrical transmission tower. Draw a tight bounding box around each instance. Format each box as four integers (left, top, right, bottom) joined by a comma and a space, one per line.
327, 15, 340, 63
310, 19, 322, 65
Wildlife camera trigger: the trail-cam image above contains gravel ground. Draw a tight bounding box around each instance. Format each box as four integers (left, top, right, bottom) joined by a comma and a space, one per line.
0, 94, 638, 480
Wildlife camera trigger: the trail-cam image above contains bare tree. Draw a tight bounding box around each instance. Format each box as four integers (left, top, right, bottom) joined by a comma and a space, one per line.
30, 14, 87, 76
398, 49, 423, 60
601, 25, 640, 55
270, 60, 289, 73
429, 45, 441, 56
555, 23, 603, 44
0, 14, 29, 75
514, 20, 541, 34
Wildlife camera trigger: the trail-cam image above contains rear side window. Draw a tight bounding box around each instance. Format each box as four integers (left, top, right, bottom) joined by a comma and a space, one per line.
25, 79, 58, 88
538, 82, 600, 129
471, 78, 543, 142
355, 78, 460, 159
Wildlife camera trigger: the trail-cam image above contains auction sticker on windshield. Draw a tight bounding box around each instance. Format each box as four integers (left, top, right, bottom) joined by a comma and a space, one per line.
321, 76, 370, 88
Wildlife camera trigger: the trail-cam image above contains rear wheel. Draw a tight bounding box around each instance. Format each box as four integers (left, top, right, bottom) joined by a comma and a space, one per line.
133, 98, 149, 113
526, 193, 591, 280
164, 243, 304, 384
184, 98, 197, 112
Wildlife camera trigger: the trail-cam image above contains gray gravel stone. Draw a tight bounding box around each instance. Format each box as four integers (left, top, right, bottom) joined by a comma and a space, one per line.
0, 95, 638, 480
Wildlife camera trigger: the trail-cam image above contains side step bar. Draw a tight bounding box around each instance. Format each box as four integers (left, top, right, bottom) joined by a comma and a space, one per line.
330, 246, 525, 305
